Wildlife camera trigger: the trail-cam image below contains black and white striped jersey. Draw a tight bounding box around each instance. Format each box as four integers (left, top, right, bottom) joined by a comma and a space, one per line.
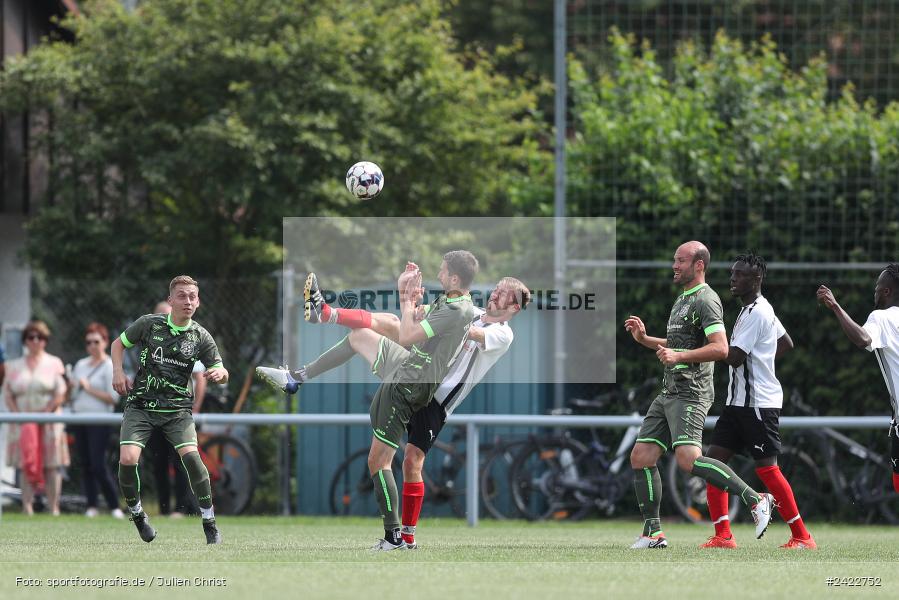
863, 306, 899, 420
433, 307, 514, 416
725, 296, 786, 409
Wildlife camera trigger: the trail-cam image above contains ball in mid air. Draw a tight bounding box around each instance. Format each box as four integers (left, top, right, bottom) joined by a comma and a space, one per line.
345, 161, 384, 200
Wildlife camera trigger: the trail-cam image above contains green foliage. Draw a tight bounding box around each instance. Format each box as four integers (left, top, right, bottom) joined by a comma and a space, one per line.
0, 0, 548, 284
444, 0, 554, 82
570, 31, 899, 414
0, 0, 549, 379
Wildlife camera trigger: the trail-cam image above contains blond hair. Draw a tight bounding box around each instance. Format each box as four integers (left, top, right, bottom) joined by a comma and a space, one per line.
498, 277, 531, 307
169, 275, 199, 294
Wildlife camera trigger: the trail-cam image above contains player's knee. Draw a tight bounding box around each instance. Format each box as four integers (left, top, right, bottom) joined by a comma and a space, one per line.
118, 446, 141, 466
630, 445, 655, 469
676, 452, 697, 472
367, 447, 393, 474
674, 444, 701, 472
402, 450, 425, 479
348, 328, 372, 343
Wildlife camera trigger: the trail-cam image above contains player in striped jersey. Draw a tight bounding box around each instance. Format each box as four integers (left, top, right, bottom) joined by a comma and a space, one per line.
817, 263, 899, 500
702, 252, 815, 550
398, 278, 528, 548
257, 272, 529, 548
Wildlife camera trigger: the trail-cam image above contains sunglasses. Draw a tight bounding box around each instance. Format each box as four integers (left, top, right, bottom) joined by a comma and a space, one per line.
25, 334, 46, 342
85, 339, 103, 346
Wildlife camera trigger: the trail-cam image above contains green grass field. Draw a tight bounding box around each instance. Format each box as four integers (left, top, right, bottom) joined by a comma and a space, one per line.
0, 514, 897, 599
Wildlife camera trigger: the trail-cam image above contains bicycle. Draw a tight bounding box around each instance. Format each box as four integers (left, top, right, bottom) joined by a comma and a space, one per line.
508, 379, 675, 521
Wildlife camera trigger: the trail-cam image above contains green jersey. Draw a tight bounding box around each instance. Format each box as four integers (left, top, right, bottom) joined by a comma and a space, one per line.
390, 293, 474, 404
119, 313, 223, 410
663, 283, 725, 398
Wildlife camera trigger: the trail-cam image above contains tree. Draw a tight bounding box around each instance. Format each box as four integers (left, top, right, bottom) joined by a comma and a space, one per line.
0, 0, 549, 369
568, 30, 899, 414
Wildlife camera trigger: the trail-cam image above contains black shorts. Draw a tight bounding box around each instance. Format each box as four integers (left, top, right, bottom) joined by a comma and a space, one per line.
709, 405, 781, 459
406, 400, 447, 455
890, 419, 899, 474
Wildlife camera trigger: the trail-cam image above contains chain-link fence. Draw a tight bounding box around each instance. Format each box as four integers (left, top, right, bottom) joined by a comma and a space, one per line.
570, 0, 899, 106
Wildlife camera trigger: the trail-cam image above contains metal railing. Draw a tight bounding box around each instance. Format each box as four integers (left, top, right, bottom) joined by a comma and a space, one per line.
0, 412, 889, 525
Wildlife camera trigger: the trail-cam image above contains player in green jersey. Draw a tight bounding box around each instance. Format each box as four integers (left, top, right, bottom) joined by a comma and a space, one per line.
260, 251, 477, 550
111, 275, 229, 544
624, 241, 774, 548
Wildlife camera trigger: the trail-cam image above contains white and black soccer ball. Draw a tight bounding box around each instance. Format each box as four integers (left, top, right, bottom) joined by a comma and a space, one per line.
345, 161, 384, 200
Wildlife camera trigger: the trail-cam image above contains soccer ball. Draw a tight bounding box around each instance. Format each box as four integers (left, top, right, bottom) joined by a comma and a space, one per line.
345, 161, 384, 200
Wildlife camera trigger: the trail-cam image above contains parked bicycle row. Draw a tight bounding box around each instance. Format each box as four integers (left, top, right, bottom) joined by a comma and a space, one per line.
329, 382, 899, 525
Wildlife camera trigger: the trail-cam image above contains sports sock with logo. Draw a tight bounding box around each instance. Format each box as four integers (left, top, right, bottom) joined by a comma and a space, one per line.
691, 456, 761, 506
118, 463, 142, 510
372, 469, 401, 542
180, 451, 213, 513
755, 465, 809, 539
302, 335, 354, 379
633, 467, 663, 536
706, 484, 732, 538
401, 481, 425, 543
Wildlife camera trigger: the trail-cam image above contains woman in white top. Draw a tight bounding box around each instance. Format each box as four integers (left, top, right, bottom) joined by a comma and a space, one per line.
69, 322, 123, 518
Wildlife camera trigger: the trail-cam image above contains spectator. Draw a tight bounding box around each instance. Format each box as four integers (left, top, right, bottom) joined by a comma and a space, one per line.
147, 301, 206, 516
3, 320, 69, 515
69, 322, 125, 519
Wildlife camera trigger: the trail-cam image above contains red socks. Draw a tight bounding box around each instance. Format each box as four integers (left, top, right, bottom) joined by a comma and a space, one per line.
893, 472, 899, 493
756, 465, 810, 540
333, 307, 371, 329
706, 484, 732, 538
401, 481, 425, 544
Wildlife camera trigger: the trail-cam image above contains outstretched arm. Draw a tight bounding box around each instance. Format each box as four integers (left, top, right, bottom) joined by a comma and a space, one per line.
817, 285, 871, 348
775, 332, 794, 359
624, 316, 667, 349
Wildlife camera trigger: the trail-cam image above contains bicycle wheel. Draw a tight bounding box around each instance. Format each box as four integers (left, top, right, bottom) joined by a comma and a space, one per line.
200, 435, 257, 515
329, 448, 403, 516
509, 436, 594, 521
666, 453, 749, 524
480, 439, 529, 520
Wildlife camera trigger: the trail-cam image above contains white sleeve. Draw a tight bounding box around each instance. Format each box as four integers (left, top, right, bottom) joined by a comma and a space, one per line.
730, 308, 763, 354
480, 325, 514, 355
863, 311, 885, 352
192, 361, 206, 373
774, 316, 786, 339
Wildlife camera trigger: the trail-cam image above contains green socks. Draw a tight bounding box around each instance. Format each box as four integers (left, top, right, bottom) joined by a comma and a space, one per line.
372, 469, 400, 534
633, 466, 663, 536
691, 456, 761, 506
303, 335, 355, 379
118, 463, 141, 508
180, 450, 213, 509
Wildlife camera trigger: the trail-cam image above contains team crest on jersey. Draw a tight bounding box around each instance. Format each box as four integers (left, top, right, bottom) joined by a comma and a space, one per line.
677, 304, 690, 319
179, 334, 198, 357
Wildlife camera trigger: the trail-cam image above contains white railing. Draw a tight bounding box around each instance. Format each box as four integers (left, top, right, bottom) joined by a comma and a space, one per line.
0, 413, 889, 525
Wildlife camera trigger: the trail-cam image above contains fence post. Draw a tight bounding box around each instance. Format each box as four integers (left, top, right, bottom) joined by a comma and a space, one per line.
0, 424, 6, 521
466, 421, 479, 527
